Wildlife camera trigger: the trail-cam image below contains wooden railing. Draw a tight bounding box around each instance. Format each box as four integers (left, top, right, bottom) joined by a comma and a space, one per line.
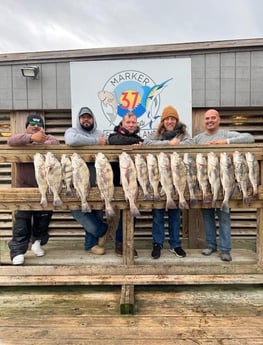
0, 144, 263, 313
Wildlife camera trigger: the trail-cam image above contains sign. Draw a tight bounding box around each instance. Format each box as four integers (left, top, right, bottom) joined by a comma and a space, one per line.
70, 58, 192, 138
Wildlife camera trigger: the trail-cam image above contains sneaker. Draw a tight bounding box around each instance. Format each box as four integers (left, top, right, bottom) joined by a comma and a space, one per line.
151, 244, 161, 259
202, 247, 217, 256
31, 240, 45, 257
88, 245, 105, 255
115, 242, 138, 258
169, 247, 186, 258
12, 254, 24, 265
220, 251, 232, 262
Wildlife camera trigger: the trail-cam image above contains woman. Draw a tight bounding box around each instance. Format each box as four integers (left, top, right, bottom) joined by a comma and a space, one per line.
145, 105, 191, 259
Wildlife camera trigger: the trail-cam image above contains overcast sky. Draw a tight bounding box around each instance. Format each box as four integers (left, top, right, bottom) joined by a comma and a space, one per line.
0, 0, 262, 54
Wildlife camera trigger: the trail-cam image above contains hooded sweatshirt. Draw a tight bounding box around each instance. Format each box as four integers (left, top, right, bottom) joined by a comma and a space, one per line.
64, 107, 103, 146
64, 107, 103, 186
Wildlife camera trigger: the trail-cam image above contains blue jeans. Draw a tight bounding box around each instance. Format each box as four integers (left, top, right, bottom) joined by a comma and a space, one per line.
72, 210, 108, 250
152, 208, 181, 248
201, 208, 231, 252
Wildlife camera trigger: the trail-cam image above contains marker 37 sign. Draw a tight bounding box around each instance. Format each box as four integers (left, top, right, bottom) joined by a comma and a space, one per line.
98, 70, 172, 129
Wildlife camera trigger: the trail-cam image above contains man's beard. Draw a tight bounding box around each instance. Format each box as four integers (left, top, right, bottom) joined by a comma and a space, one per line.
81, 123, 94, 131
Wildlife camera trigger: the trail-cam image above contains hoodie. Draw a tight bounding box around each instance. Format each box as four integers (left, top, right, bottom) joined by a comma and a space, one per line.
64, 107, 103, 146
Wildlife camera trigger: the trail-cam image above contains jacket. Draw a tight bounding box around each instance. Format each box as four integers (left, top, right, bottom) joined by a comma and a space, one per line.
108, 125, 144, 145
7, 133, 59, 188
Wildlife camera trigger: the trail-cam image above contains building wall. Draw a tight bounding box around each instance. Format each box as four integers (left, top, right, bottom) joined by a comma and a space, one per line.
1, 39, 263, 110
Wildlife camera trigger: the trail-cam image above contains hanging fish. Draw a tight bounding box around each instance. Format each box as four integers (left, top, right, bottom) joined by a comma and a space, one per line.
61, 154, 73, 196
183, 153, 198, 207
233, 151, 249, 204
157, 152, 177, 210
45, 152, 63, 207
245, 152, 260, 199
220, 152, 236, 213
119, 152, 140, 217
135, 153, 151, 200
33, 153, 48, 207
207, 152, 221, 208
95, 152, 115, 217
170, 152, 189, 209
71, 153, 91, 212
146, 153, 160, 201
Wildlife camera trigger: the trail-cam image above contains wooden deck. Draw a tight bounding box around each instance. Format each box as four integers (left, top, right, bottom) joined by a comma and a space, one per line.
0, 283, 263, 345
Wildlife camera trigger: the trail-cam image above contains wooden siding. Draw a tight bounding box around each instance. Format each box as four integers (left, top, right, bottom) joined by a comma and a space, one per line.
1, 39, 263, 110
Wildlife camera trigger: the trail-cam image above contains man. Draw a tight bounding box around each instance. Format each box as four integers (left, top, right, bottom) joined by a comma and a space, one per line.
64, 107, 108, 255
7, 114, 60, 265
191, 109, 255, 262
108, 112, 143, 256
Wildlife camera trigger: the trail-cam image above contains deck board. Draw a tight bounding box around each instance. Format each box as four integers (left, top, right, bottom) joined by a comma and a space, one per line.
0, 284, 262, 345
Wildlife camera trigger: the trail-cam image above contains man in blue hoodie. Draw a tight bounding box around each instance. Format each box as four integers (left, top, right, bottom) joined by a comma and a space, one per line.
64, 107, 108, 255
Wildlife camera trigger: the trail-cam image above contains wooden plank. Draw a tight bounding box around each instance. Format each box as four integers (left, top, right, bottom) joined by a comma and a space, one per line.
0, 284, 262, 344
120, 285, 135, 314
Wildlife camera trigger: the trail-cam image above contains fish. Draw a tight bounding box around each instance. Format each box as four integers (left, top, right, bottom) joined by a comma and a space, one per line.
71, 152, 91, 212
220, 152, 236, 213
33, 153, 48, 207
183, 153, 198, 207
61, 154, 73, 196
119, 152, 140, 217
95, 152, 115, 217
134, 153, 151, 200
245, 152, 260, 199
44, 152, 63, 207
146, 153, 160, 200
207, 152, 221, 208
157, 152, 177, 210
233, 151, 250, 204
170, 152, 189, 209
196, 153, 211, 204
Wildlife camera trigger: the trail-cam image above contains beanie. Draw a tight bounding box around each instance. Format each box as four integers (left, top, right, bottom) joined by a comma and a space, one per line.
160, 105, 179, 122
25, 114, 44, 128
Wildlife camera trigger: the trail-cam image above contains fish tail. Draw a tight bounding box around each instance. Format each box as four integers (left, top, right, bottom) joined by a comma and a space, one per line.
40, 198, 48, 208
179, 200, 189, 210
53, 197, 63, 207
81, 202, 91, 213
166, 198, 177, 210
220, 201, 230, 213
105, 205, 116, 218
130, 204, 141, 217
243, 196, 250, 205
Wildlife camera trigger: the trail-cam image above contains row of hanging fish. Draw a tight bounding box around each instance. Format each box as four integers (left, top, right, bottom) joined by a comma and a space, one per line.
33, 152, 116, 216
122, 151, 259, 214
33, 150, 260, 216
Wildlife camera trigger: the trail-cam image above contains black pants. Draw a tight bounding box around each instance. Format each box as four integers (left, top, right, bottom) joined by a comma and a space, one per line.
8, 210, 52, 259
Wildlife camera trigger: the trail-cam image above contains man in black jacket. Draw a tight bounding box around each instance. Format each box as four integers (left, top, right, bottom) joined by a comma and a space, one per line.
108, 112, 143, 256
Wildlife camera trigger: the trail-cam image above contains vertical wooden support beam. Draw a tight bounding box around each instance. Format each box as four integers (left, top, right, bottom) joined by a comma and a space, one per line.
257, 209, 263, 266
258, 160, 263, 267
120, 209, 135, 314
187, 209, 205, 248
122, 209, 134, 265
120, 285, 135, 314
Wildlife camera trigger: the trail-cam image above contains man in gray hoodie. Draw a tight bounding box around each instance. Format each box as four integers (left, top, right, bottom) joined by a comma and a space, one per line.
64, 107, 108, 255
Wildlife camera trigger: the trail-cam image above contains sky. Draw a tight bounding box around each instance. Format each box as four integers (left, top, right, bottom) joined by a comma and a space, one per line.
0, 0, 262, 54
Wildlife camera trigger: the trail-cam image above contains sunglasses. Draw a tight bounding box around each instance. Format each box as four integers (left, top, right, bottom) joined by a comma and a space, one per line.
29, 121, 43, 127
